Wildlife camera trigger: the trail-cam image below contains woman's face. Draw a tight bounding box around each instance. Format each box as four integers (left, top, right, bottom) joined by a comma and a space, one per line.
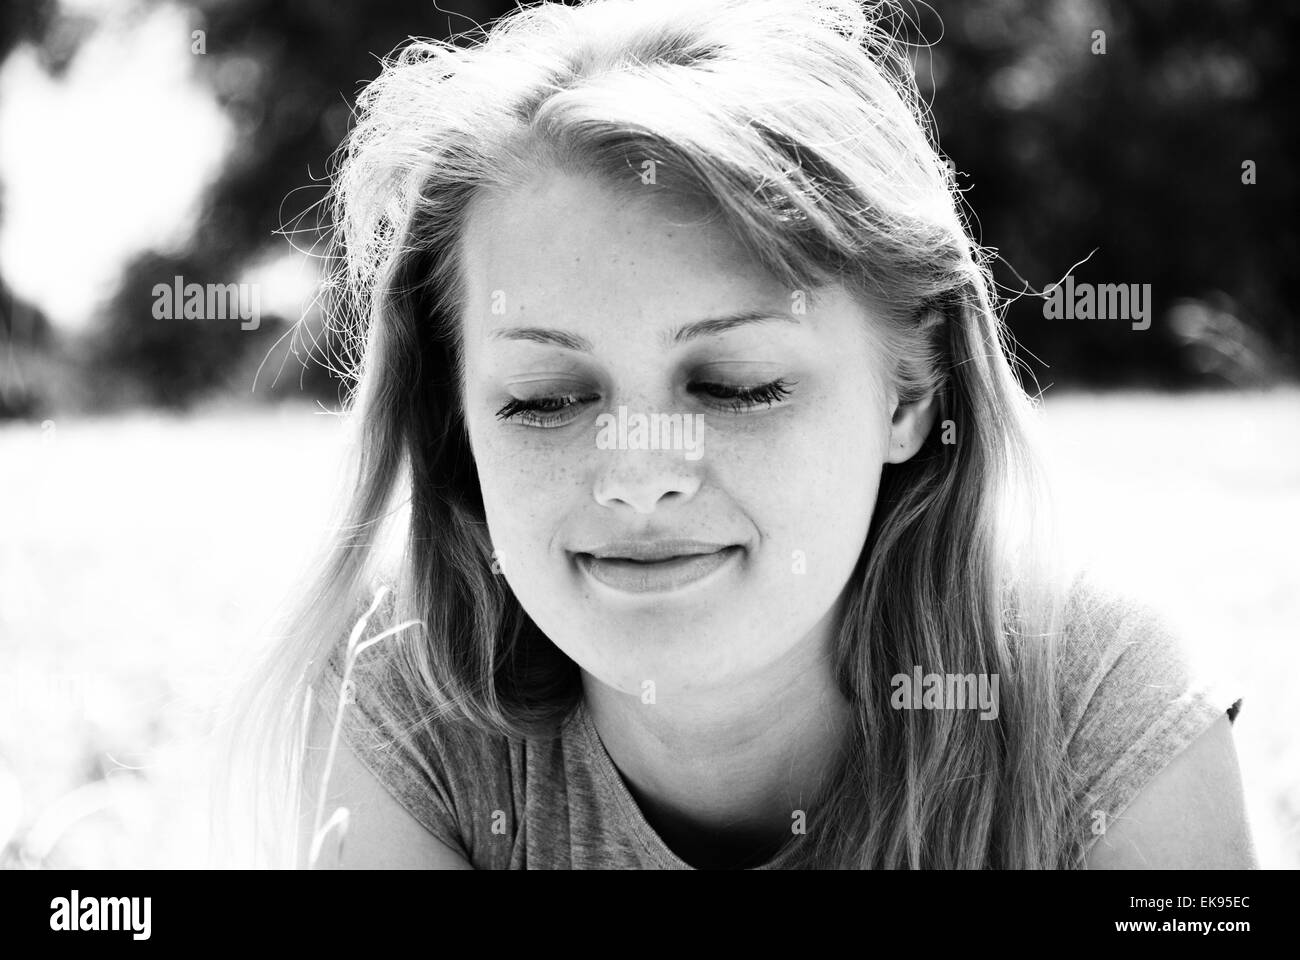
458, 169, 914, 698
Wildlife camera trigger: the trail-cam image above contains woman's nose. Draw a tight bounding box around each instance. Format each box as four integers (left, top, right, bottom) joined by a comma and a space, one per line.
591, 440, 704, 514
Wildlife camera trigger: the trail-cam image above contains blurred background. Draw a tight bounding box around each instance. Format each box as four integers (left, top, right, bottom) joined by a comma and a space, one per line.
0, 0, 1296, 868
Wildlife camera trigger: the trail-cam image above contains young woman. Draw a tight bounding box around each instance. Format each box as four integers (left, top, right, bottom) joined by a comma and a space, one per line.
225, 0, 1255, 869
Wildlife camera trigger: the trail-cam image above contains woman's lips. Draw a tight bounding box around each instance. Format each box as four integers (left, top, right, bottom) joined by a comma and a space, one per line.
575, 545, 742, 594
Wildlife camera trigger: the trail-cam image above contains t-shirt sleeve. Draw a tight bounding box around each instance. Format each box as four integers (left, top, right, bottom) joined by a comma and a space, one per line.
310, 607, 474, 861
1058, 577, 1242, 859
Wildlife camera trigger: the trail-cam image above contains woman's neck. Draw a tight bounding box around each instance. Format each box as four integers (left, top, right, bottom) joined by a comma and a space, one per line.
581, 607, 852, 869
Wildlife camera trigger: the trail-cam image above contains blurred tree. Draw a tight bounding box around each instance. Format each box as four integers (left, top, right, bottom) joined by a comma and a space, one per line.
914, 0, 1298, 388
92, 0, 512, 408
1, 279, 55, 418
0, 0, 58, 418
86, 252, 290, 408
0, 0, 57, 65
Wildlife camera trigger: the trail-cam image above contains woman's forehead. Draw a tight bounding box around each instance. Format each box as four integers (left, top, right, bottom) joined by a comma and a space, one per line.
457, 170, 792, 326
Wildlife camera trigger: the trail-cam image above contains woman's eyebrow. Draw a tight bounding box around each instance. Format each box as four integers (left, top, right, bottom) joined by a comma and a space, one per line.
667, 311, 799, 346
487, 327, 592, 351
488, 311, 799, 352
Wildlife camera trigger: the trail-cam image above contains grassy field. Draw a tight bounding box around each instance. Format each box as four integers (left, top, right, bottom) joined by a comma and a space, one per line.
1, 390, 1297, 868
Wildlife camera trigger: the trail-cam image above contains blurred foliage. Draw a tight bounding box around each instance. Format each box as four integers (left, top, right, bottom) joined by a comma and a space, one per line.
1, 278, 56, 419
912, 0, 1298, 390
0, 2, 58, 413
0, 0, 57, 66
1, 0, 1296, 415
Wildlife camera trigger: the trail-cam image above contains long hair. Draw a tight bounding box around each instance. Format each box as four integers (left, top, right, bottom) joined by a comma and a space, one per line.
217, 0, 1083, 869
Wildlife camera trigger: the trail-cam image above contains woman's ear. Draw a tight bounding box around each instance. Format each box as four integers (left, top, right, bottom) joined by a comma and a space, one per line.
886, 390, 938, 464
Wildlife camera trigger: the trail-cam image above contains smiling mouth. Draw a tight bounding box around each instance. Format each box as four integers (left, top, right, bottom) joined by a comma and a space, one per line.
574, 545, 743, 595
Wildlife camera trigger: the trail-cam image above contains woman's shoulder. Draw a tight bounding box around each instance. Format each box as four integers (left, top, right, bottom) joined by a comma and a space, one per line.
317, 579, 511, 757
1053, 570, 1240, 847
310, 581, 527, 857
1054, 570, 1237, 722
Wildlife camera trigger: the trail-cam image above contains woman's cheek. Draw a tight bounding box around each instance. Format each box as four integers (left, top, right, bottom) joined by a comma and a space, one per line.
480, 438, 587, 578
728, 408, 878, 582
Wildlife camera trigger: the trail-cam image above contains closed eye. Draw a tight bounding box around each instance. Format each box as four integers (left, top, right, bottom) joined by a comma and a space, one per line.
494, 378, 795, 427
495, 392, 599, 427
689, 378, 795, 412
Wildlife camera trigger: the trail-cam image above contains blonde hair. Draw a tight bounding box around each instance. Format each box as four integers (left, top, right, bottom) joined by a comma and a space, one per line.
218, 0, 1083, 869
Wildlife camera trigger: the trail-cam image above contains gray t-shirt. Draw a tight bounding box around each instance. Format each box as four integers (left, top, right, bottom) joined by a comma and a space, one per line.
312, 576, 1239, 869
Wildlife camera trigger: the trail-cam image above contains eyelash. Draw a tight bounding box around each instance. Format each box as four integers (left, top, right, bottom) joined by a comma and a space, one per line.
494, 378, 795, 427
495, 392, 599, 427
692, 378, 794, 412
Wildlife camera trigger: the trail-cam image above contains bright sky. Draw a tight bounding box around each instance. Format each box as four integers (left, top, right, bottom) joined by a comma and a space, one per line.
0, 0, 308, 333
